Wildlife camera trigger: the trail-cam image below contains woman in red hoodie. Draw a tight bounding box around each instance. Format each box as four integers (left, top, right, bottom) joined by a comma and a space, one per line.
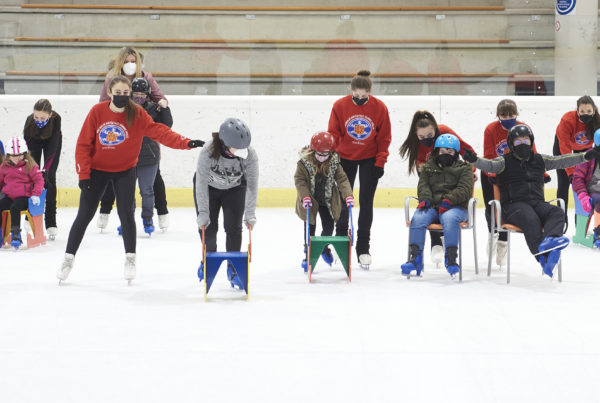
57, 75, 204, 284
327, 70, 392, 269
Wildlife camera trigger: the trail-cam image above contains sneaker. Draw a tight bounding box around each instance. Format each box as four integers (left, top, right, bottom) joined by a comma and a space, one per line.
47, 227, 57, 241
227, 264, 244, 290
158, 214, 169, 231
97, 213, 109, 231
198, 261, 204, 281
431, 245, 443, 266
321, 246, 334, 266
57, 253, 75, 282
496, 240, 508, 267
142, 217, 155, 236
358, 254, 371, 270
124, 253, 136, 282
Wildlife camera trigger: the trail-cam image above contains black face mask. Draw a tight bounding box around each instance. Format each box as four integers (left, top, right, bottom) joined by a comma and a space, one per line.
513, 144, 531, 160
579, 113, 594, 125
419, 137, 435, 148
352, 96, 368, 106
436, 153, 456, 167
112, 95, 130, 108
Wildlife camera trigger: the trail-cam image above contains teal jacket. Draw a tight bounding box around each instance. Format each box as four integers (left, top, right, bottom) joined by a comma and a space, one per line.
417, 158, 474, 209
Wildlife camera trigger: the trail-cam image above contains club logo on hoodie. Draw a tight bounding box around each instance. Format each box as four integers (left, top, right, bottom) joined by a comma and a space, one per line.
496, 140, 510, 156
98, 122, 127, 146
575, 131, 591, 145
345, 115, 374, 141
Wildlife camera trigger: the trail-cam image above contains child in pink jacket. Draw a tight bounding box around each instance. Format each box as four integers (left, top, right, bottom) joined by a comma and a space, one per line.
572, 130, 600, 248
0, 136, 45, 249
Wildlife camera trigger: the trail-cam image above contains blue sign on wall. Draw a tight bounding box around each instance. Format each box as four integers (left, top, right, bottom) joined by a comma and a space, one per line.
556, 0, 576, 15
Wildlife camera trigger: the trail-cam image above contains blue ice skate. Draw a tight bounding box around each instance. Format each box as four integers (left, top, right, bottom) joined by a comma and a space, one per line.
143, 218, 155, 236
321, 246, 334, 266
445, 246, 460, 278
401, 244, 423, 277
198, 261, 204, 282
538, 236, 569, 254
10, 228, 22, 250
537, 236, 569, 278
227, 263, 244, 290
594, 226, 600, 249
117, 225, 122, 236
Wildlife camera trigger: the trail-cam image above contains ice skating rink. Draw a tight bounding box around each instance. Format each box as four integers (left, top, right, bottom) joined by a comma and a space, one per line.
1, 207, 599, 403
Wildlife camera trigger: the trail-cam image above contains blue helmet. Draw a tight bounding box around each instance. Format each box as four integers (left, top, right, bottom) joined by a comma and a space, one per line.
434, 133, 460, 153
594, 128, 600, 147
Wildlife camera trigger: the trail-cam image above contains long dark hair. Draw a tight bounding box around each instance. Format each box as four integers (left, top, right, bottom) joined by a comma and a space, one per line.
399, 110, 440, 174
577, 95, 600, 142
108, 75, 138, 127
210, 132, 222, 160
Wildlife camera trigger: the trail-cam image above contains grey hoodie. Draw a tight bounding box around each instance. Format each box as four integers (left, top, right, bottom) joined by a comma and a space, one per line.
195, 139, 259, 227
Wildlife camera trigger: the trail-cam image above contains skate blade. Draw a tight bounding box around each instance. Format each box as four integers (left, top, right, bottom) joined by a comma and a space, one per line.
359, 264, 370, 271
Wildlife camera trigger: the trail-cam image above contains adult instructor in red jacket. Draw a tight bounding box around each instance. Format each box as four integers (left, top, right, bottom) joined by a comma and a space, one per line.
328, 70, 392, 268
57, 75, 205, 284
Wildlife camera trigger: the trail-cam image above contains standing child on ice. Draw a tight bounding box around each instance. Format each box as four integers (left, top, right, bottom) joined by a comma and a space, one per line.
463, 125, 600, 277
401, 134, 474, 278
0, 137, 44, 249
194, 118, 258, 290
294, 131, 354, 270
571, 129, 600, 248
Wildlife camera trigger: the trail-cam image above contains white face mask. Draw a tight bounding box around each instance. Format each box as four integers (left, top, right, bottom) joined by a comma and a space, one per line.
122, 62, 137, 76
232, 148, 248, 159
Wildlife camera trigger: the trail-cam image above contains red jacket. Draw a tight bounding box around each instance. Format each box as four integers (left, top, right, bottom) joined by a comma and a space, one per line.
416, 124, 475, 170
556, 110, 593, 176
76, 102, 191, 180
327, 95, 392, 167
0, 160, 44, 199
483, 121, 540, 177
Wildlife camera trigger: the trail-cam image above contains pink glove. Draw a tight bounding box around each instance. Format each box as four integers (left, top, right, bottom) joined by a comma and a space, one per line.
345, 196, 355, 207
578, 192, 592, 213
302, 196, 312, 209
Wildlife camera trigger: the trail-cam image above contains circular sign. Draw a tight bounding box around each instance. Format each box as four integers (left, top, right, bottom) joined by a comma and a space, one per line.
556, 0, 576, 15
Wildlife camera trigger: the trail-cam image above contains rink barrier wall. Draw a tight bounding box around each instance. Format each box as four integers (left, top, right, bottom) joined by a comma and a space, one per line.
55, 187, 572, 208
0, 95, 581, 208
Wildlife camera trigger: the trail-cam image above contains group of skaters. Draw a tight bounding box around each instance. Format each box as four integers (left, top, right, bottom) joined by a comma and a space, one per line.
1, 58, 600, 286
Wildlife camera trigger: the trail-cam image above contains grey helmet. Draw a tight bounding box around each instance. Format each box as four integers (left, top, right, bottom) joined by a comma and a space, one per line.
219, 118, 251, 149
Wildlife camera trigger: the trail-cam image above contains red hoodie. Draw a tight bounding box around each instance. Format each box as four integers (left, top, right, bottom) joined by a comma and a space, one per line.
327, 95, 392, 167
556, 110, 593, 176
76, 101, 191, 180
415, 124, 475, 170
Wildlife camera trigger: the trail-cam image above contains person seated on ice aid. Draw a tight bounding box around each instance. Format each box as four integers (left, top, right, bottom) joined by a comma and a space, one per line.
194, 118, 258, 290
294, 131, 354, 271
0, 136, 44, 249
463, 125, 600, 277
571, 128, 600, 249
401, 134, 474, 278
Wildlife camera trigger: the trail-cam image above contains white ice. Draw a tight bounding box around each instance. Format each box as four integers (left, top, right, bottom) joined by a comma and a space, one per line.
1, 207, 599, 403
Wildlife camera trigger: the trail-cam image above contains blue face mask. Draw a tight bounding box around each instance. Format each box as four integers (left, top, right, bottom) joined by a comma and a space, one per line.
35, 118, 49, 129
500, 118, 517, 130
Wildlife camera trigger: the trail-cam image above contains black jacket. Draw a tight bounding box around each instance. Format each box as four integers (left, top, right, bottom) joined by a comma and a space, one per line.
137, 102, 173, 167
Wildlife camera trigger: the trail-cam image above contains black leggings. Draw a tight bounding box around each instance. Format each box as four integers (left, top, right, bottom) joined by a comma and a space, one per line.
66, 168, 137, 255
203, 185, 246, 252
303, 205, 334, 242
27, 135, 62, 228
0, 196, 29, 232
335, 157, 379, 255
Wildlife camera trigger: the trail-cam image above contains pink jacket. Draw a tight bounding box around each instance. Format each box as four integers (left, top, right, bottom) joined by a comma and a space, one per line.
0, 161, 44, 199
572, 150, 595, 196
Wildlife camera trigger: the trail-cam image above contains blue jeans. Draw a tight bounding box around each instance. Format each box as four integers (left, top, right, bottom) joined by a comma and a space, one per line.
136, 164, 159, 219
409, 207, 468, 250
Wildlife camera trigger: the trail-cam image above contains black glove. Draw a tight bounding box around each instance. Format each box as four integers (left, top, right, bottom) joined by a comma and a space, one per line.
374, 166, 384, 179
462, 149, 478, 163
544, 175, 551, 184
188, 140, 205, 148
79, 179, 91, 191
584, 146, 600, 160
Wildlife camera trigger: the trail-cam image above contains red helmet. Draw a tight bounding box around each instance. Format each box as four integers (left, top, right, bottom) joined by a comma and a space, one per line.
310, 131, 335, 153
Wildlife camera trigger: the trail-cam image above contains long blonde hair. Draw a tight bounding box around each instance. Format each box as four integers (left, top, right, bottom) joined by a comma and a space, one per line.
108, 46, 144, 78
301, 147, 332, 175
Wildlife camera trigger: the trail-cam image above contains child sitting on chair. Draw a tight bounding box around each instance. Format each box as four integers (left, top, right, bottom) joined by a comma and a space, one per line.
295, 131, 354, 271
463, 125, 600, 277
0, 136, 44, 249
572, 129, 600, 249
401, 134, 474, 278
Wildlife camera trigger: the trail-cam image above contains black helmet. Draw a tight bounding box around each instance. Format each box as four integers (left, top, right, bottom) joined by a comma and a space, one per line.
507, 124, 534, 153
132, 77, 151, 95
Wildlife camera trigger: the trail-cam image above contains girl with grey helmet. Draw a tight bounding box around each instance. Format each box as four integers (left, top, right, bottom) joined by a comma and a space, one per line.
193, 118, 258, 290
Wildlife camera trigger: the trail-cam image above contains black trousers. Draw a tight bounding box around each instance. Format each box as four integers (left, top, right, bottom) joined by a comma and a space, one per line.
502, 199, 565, 255
335, 157, 379, 255
481, 171, 507, 241
99, 165, 168, 216
303, 205, 334, 241
66, 168, 137, 255
27, 135, 62, 228
0, 196, 29, 232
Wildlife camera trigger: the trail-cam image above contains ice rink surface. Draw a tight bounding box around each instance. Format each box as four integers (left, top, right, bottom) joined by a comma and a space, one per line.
1, 207, 599, 403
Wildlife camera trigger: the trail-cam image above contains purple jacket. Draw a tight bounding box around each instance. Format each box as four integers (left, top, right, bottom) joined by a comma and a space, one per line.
0, 161, 44, 199
99, 71, 167, 104
572, 150, 596, 196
